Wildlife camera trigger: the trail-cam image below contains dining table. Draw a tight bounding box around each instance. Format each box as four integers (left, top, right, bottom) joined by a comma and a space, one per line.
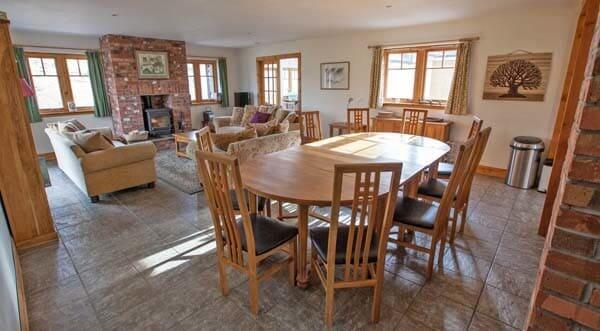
240, 132, 450, 288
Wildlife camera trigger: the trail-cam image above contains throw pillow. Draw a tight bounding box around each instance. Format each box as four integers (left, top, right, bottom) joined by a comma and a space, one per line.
231, 107, 244, 126
273, 108, 291, 123
211, 127, 257, 151
283, 112, 298, 124
274, 120, 290, 134
246, 119, 278, 136
58, 119, 86, 134
240, 105, 258, 127
67, 130, 114, 153
249, 111, 271, 123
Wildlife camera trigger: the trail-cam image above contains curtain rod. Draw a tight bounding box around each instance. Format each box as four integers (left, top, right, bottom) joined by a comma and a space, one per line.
367, 37, 480, 49
14, 44, 97, 52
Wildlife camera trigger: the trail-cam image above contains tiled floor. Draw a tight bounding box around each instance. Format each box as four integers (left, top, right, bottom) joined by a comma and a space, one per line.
21, 162, 546, 330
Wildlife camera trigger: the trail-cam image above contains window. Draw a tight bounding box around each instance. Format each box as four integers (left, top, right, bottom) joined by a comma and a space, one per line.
383, 46, 457, 108
256, 53, 301, 109
187, 60, 219, 104
25, 53, 94, 115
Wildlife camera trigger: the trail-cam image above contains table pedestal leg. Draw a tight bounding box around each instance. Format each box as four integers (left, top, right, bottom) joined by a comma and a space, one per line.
296, 205, 310, 288
404, 176, 420, 198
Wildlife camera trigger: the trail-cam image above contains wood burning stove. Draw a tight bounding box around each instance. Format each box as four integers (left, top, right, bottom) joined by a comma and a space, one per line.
141, 95, 174, 137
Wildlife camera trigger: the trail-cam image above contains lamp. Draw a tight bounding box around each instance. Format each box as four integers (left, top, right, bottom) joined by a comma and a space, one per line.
20, 78, 35, 97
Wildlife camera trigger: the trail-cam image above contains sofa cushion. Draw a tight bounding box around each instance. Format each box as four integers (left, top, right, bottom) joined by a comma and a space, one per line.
240, 105, 258, 127
273, 120, 290, 134
57, 119, 86, 134
231, 107, 244, 126
67, 131, 114, 153
283, 112, 298, 124
273, 108, 291, 123
247, 119, 278, 136
211, 127, 257, 151
249, 111, 271, 124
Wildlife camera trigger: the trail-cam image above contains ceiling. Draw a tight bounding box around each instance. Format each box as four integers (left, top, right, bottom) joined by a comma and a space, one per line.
2, 0, 576, 48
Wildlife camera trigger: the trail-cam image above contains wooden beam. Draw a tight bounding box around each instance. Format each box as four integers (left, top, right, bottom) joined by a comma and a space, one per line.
0, 15, 56, 247
538, 0, 600, 236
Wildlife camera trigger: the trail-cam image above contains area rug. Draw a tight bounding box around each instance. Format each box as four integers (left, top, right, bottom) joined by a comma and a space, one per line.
155, 150, 202, 194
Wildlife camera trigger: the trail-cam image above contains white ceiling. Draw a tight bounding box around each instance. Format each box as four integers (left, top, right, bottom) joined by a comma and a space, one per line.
2, 0, 576, 48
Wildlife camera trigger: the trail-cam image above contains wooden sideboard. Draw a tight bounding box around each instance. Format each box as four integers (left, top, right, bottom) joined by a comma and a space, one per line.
371, 117, 452, 141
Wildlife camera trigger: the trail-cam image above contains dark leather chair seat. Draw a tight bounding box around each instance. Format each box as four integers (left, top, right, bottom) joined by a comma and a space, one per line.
437, 162, 454, 177
229, 189, 266, 212
417, 178, 448, 199
236, 215, 297, 255
424, 162, 453, 177
309, 226, 379, 264
393, 197, 438, 229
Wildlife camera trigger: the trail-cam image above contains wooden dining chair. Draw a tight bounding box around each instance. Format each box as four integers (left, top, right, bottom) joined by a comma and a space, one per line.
347, 108, 370, 133
194, 127, 271, 216
401, 108, 428, 136
418, 127, 492, 243
299, 110, 323, 144
389, 137, 476, 280
195, 151, 298, 315
194, 126, 213, 153
310, 162, 402, 326
436, 116, 483, 178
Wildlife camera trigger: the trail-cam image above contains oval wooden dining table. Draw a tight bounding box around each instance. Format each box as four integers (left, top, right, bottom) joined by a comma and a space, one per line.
240, 132, 450, 288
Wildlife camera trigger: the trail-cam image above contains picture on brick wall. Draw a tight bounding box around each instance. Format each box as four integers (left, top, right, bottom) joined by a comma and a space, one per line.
483, 52, 552, 102
136, 51, 170, 79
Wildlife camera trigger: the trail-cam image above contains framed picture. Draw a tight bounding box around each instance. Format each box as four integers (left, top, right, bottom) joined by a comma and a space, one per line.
483, 52, 552, 102
136, 51, 170, 79
321, 61, 350, 90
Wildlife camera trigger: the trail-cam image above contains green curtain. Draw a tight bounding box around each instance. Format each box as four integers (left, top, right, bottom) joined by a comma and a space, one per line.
218, 58, 229, 107
85, 51, 111, 117
13, 47, 42, 123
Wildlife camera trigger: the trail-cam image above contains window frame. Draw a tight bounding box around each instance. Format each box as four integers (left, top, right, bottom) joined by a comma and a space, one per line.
24, 52, 94, 116
382, 45, 457, 110
256, 52, 302, 109
187, 59, 219, 105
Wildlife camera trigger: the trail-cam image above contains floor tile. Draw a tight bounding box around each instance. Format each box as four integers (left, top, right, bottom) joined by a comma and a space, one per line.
486, 264, 536, 299
476, 285, 530, 329
405, 289, 474, 330
469, 312, 518, 330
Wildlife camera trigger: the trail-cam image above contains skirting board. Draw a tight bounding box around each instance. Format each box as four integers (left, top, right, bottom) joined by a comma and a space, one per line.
476, 165, 507, 179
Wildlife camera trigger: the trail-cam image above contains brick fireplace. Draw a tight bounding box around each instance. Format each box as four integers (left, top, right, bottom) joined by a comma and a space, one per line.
99, 34, 191, 137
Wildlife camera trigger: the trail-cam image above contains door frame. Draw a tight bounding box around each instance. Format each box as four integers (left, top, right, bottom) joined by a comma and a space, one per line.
256, 52, 302, 109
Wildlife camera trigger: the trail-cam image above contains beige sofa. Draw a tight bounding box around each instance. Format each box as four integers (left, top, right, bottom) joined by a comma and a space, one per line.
45, 128, 157, 202
213, 106, 301, 133
187, 130, 301, 164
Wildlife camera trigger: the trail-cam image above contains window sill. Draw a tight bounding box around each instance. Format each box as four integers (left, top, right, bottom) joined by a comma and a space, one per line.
40, 110, 95, 118
382, 102, 446, 110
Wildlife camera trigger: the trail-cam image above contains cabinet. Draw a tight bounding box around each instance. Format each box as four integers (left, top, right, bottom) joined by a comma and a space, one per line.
371, 117, 452, 141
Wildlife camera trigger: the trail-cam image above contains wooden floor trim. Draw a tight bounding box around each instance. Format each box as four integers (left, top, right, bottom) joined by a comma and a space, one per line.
15, 232, 58, 251
476, 165, 507, 179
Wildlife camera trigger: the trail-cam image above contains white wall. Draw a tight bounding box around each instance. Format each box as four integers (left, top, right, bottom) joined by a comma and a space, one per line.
237, 4, 579, 169
10, 29, 241, 153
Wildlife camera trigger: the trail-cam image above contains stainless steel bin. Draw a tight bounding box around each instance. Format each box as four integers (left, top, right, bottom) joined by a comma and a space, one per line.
505, 136, 545, 189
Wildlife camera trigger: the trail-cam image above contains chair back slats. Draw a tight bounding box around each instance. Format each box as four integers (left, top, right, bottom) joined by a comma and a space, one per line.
299, 110, 323, 143
196, 151, 255, 266
467, 116, 484, 139
401, 108, 428, 136
433, 136, 476, 236
456, 127, 492, 206
347, 108, 370, 133
329, 163, 402, 282
195, 126, 213, 153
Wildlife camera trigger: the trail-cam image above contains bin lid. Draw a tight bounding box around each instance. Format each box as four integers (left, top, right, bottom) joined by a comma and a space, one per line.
510, 136, 545, 150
